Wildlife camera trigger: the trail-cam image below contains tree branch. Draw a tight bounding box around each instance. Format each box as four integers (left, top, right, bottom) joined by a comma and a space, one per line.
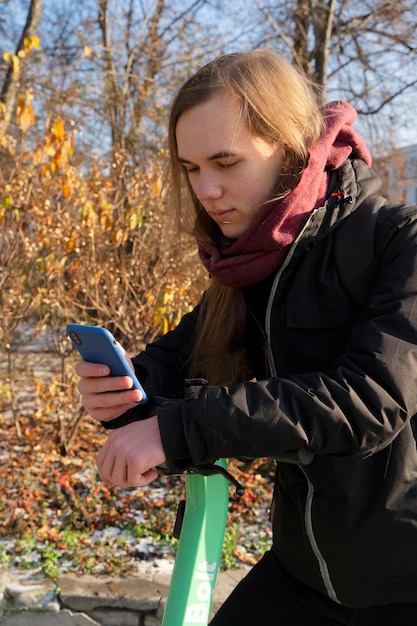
0, 0, 43, 132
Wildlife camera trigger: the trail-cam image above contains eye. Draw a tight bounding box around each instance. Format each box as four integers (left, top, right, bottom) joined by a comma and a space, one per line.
218, 160, 238, 170
182, 164, 199, 175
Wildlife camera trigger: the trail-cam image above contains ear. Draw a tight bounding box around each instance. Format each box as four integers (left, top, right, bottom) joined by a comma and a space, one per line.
279, 145, 291, 169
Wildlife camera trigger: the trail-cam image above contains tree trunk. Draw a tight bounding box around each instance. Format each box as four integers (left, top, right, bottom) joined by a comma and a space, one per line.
311, 0, 336, 87
292, 0, 336, 89
0, 0, 43, 133
292, 0, 311, 76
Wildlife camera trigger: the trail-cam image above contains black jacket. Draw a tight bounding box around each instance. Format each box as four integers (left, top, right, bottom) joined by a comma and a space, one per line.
111, 158, 417, 608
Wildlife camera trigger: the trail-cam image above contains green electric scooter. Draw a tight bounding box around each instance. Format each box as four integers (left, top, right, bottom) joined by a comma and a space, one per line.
159, 448, 313, 626
159, 459, 243, 625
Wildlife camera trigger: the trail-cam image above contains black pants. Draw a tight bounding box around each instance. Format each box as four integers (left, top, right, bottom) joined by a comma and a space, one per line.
210, 550, 417, 626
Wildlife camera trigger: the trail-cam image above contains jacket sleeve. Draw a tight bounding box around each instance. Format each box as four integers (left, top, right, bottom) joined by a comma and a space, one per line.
157, 205, 417, 465
102, 301, 201, 430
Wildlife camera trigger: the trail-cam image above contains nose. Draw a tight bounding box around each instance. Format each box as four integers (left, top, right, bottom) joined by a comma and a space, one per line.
194, 170, 223, 202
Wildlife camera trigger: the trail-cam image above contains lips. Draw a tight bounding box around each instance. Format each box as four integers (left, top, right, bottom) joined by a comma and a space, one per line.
209, 208, 235, 223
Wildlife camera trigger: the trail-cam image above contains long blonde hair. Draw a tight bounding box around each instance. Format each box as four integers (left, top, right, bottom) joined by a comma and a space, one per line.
167, 49, 324, 385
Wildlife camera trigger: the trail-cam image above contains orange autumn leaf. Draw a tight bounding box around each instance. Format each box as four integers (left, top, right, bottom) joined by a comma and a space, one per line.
16, 99, 35, 132
53, 118, 65, 141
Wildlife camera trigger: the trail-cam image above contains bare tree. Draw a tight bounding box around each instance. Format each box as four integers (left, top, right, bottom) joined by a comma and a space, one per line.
290, 0, 337, 86
250, 0, 417, 141
94, 0, 210, 156
1, 0, 221, 161
2, 0, 416, 153
96, 0, 167, 151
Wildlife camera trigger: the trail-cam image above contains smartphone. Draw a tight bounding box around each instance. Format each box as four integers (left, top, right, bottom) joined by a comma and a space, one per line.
66, 323, 147, 403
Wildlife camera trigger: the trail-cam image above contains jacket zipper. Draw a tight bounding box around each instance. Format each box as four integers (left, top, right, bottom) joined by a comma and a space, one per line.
265, 207, 341, 604
265, 208, 320, 374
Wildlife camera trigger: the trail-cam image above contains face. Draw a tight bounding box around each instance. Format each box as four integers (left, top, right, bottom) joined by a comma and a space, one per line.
175, 93, 286, 239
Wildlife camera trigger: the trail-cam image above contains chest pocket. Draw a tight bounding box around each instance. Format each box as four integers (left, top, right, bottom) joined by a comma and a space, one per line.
284, 196, 388, 330
276, 289, 359, 375
283, 231, 363, 331
286, 291, 358, 329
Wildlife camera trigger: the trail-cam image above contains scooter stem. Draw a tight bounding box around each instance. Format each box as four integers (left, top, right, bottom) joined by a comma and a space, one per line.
161, 459, 230, 626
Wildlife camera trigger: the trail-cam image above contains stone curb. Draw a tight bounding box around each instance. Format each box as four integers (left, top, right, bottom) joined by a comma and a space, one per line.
0, 568, 247, 625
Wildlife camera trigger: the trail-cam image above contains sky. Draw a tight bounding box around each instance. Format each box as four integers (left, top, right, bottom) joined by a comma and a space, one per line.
2, 0, 417, 155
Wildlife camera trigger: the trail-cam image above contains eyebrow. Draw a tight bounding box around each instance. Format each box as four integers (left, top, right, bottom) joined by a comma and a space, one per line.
178, 150, 238, 164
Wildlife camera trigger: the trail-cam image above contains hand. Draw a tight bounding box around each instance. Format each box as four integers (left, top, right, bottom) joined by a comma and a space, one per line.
96, 417, 166, 487
75, 358, 144, 422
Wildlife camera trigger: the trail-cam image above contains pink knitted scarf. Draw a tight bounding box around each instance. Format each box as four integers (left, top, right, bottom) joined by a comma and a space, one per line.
197, 101, 372, 288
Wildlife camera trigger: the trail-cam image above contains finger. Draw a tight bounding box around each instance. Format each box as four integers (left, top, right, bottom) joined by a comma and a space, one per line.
96, 445, 116, 484
97, 444, 156, 487
131, 467, 159, 486
77, 375, 136, 395
100, 449, 132, 486
106, 466, 158, 488
75, 361, 110, 377
80, 388, 141, 410
86, 404, 137, 422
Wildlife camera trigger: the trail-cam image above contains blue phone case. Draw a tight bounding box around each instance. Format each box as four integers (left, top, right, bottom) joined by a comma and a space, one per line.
66, 323, 147, 403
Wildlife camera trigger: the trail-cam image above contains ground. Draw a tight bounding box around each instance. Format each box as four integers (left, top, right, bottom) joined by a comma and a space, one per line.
0, 411, 274, 579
